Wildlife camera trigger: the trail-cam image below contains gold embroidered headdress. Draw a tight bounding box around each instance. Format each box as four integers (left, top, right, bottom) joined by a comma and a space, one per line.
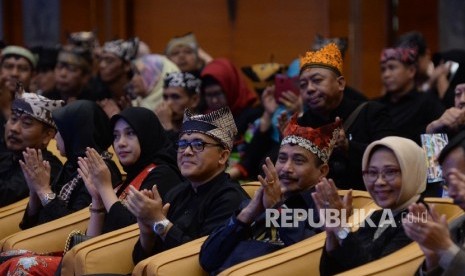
299, 43, 343, 76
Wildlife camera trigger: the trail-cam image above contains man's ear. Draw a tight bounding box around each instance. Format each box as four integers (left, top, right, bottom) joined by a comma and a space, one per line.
218, 149, 230, 166
336, 75, 346, 93
407, 64, 417, 79
190, 94, 200, 109
319, 163, 330, 179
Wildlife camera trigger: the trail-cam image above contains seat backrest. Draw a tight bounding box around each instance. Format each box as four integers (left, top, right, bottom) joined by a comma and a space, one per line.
333, 197, 464, 276
0, 198, 28, 241
61, 224, 140, 276
0, 207, 90, 252
219, 233, 327, 276
424, 197, 464, 220
219, 190, 378, 276
132, 236, 209, 276
47, 138, 67, 164
337, 242, 424, 276
240, 181, 261, 198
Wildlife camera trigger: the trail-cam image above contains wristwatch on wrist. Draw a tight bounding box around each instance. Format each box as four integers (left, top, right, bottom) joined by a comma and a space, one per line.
336, 227, 350, 240
40, 192, 56, 206
153, 219, 170, 236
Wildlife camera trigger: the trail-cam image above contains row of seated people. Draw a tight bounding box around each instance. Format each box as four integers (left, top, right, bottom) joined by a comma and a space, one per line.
3, 32, 465, 195
1, 42, 465, 275
0, 95, 465, 275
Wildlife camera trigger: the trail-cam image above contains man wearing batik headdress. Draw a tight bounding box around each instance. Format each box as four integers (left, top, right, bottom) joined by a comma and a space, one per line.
67, 31, 101, 75
376, 47, 445, 145
165, 32, 212, 76
155, 71, 201, 140
93, 37, 139, 117
199, 117, 342, 275
298, 43, 394, 190
0, 92, 64, 207
126, 107, 249, 264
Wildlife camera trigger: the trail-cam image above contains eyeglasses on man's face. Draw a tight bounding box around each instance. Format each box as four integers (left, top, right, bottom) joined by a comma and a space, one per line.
176, 139, 223, 153
362, 168, 401, 183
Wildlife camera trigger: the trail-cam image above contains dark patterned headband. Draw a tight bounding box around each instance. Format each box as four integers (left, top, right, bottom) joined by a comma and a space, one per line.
164, 72, 201, 95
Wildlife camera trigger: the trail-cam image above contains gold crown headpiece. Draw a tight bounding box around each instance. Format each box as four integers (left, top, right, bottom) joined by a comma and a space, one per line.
299, 43, 343, 76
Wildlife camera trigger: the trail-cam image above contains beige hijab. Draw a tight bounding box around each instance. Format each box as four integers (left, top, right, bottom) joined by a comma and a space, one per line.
362, 136, 427, 211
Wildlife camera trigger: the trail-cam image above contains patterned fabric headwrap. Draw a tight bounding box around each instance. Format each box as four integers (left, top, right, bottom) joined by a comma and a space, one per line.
300, 43, 343, 76
281, 114, 342, 163
181, 107, 237, 150
165, 32, 198, 56
103, 37, 139, 62
2, 46, 38, 68
12, 92, 65, 129
68, 31, 99, 50
163, 72, 201, 95
380, 47, 417, 65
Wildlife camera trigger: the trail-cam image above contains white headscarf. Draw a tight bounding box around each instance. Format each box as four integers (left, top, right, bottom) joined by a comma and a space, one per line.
362, 136, 427, 211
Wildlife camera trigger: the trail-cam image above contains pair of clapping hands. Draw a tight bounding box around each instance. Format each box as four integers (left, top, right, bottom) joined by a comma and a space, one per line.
77, 147, 169, 234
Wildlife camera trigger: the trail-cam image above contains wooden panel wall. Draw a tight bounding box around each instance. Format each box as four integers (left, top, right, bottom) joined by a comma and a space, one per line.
1, 0, 439, 99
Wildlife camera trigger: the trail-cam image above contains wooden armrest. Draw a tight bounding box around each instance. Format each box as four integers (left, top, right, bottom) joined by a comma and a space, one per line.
61, 224, 139, 275
0, 207, 90, 252
132, 236, 208, 276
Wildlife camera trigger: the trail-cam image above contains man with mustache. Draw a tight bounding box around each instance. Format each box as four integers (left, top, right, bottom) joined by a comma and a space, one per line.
403, 130, 465, 275
199, 116, 341, 275
0, 92, 64, 207
1, 46, 38, 152
426, 83, 465, 138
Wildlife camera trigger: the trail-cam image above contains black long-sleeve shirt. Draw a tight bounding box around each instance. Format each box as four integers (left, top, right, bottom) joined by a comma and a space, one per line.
377, 89, 445, 145
102, 164, 183, 233
132, 172, 249, 264
199, 189, 322, 275
299, 98, 395, 190
0, 150, 62, 208
19, 159, 122, 229
320, 207, 414, 276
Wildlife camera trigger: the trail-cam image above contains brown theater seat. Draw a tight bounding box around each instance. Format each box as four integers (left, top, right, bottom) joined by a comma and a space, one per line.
0, 198, 29, 241
61, 224, 140, 275
337, 197, 464, 276
0, 207, 90, 252
132, 236, 209, 276
133, 189, 375, 276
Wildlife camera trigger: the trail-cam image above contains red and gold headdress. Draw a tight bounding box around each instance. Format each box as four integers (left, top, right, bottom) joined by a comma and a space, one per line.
281, 114, 342, 163
299, 43, 343, 76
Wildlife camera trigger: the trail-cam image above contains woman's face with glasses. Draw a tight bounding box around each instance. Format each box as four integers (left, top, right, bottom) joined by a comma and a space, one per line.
363, 147, 402, 209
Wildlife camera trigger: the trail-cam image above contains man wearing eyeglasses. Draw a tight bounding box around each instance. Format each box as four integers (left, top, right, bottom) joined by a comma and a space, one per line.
126, 107, 249, 265
403, 130, 465, 275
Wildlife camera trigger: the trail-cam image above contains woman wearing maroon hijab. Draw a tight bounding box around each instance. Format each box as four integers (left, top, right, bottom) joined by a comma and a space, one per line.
201, 58, 262, 132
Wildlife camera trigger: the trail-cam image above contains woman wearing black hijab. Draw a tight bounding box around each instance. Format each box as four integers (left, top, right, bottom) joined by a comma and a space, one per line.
79, 106, 183, 236
19, 100, 122, 230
